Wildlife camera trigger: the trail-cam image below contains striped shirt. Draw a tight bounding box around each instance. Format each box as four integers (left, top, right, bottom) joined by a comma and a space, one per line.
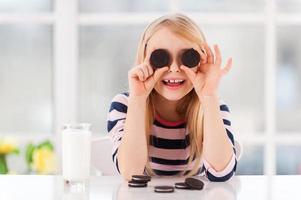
107, 92, 238, 182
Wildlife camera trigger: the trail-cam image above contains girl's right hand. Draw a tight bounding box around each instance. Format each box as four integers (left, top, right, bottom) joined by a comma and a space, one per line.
128, 62, 168, 99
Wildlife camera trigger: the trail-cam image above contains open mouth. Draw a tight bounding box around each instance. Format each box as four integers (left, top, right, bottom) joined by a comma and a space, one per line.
162, 79, 186, 89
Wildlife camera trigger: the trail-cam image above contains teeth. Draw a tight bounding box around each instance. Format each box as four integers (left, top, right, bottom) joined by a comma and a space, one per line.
163, 79, 184, 83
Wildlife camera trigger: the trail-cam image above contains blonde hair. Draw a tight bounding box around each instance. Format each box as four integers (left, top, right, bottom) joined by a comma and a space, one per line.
135, 13, 206, 177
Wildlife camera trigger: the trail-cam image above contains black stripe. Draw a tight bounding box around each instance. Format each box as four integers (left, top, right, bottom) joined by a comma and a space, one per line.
153, 169, 181, 176
206, 159, 237, 182
109, 102, 128, 113
149, 134, 190, 149
153, 120, 186, 129
116, 157, 120, 173
112, 148, 121, 174
150, 157, 190, 165
226, 128, 235, 145
200, 165, 206, 173
107, 120, 118, 132
122, 92, 129, 97
220, 104, 230, 112
112, 148, 118, 162
223, 119, 231, 126
107, 118, 126, 132
153, 168, 202, 176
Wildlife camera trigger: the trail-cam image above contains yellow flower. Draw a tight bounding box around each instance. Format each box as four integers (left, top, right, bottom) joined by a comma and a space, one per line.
0, 137, 18, 155
31, 147, 57, 175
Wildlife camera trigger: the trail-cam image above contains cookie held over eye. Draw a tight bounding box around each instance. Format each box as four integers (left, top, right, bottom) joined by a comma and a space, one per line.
150, 49, 170, 69
181, 48, 201, 68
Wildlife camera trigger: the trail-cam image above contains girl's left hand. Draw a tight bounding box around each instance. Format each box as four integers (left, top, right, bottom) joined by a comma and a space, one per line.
180, 44, 232, 98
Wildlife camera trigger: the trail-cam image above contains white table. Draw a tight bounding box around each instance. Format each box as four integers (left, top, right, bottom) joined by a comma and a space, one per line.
0, 175, 300, 200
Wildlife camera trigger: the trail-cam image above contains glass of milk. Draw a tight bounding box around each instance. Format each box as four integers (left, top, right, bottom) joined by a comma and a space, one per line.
62, 123, 91, 187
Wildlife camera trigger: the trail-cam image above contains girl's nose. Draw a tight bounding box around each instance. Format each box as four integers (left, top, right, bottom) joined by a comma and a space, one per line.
168, 61, 180, 73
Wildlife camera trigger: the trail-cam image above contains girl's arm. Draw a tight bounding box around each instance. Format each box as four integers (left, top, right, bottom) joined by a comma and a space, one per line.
201, 95, 234, 172
117, 95, 148, 180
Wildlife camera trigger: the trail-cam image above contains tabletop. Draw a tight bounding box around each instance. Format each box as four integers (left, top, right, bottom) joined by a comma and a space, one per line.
0, 175, 300, 200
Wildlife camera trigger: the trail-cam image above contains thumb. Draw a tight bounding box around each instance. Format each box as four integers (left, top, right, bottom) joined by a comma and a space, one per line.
144, 66, 169, 90
153, 66, 169, 83
180, 65, 196, 83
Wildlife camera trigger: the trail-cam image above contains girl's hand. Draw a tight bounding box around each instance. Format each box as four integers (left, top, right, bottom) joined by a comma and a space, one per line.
180, 44, 232, 98
128, 61, 168, 99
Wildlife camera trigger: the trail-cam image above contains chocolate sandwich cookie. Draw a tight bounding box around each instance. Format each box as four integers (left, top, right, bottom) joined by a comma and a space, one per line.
128, 180, 148, 187
131, 175, 151, 182
154, 185, 175, 193
184, 177, 204, 190
181, 48, 201, 68
150, 49, 170, 69
174, 182, 193, 190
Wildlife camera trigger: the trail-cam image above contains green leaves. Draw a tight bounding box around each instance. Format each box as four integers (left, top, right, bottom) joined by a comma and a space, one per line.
0, 155, 8, 174
25, 143, 35, 166
25, 140, 54, 167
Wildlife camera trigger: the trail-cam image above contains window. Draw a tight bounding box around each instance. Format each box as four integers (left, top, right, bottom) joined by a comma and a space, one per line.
1, 0, 300, 175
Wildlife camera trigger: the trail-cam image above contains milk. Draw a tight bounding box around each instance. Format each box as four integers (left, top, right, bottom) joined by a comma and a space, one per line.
62, 124, 91, 182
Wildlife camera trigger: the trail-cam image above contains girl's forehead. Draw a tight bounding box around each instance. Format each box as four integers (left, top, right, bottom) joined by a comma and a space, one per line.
146, 27, 199, 54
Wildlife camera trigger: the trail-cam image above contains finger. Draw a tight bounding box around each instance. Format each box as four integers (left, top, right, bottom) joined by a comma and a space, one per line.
137, 68, 145, 81
146, 63, 154, 76
128, 67, 140, 79
141, 64, 150, 80
200, 47, 207, 64
180, 65, 196, 83
221, 58, 232, 75
204, 43, 214, 64
144, 48, 152, 65
214, 44, 222, 66
153, 66, 169, 82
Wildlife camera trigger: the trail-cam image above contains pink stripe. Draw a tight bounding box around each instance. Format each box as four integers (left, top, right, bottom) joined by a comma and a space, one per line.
149, 146, 190, 160
155, 114, 186, 127
151, 126, 188, 140
150, 161, 196, 171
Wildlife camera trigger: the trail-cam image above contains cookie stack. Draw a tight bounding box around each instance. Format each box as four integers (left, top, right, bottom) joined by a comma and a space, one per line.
128, 175, 151, 188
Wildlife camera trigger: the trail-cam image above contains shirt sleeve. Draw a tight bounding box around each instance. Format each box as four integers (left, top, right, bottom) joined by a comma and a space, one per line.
107, 92, 129, 174
201, 100, 238, 182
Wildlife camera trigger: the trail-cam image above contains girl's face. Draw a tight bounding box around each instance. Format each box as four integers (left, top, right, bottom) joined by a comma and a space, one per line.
146, 27, 202, 101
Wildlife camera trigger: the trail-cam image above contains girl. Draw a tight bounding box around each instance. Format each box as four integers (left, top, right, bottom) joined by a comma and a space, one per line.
107, 13, 240, 182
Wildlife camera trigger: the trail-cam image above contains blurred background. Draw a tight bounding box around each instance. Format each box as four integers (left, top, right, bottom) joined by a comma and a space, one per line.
0, 0, 300, 175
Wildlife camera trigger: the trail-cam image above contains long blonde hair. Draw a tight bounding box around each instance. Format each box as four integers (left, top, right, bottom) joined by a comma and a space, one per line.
135, 13, 206, 177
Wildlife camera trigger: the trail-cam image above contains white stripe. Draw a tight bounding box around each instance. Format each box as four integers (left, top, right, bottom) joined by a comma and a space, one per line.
112, 93, 128, 106
108, 109, 127, 121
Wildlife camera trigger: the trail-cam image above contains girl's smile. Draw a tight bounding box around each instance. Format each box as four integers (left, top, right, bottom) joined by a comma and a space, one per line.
161, 77, 186, 90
